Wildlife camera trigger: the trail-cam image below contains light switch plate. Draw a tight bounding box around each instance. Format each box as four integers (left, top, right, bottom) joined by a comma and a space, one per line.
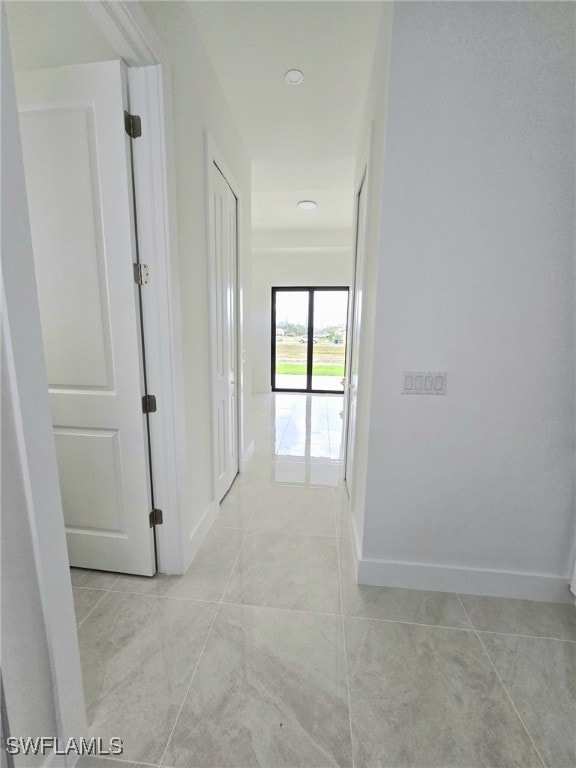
402, 371, 447, 395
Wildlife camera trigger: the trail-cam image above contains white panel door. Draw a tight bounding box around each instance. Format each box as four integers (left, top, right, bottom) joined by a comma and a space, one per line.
345, 171, 368, 498
209, 162, 239, 501
17, 61, 156, 576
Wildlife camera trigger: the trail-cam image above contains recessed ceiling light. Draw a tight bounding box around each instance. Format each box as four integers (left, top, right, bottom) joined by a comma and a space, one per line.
285, 69, 304, 86
297, 200, 317, 210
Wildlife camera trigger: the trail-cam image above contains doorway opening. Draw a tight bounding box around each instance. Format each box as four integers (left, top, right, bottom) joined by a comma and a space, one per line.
271, 287, 349, 394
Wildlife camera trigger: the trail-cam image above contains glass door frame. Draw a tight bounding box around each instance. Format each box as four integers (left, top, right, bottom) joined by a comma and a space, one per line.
271, 286, 350, 394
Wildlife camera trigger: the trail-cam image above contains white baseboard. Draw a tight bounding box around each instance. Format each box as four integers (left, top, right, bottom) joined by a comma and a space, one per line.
240, 440, 255, 471
184, 500, 219, 571
357, 558, 573, 604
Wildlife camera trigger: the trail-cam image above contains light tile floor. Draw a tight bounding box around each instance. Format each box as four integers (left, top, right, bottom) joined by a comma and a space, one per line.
73, 393, 576, 768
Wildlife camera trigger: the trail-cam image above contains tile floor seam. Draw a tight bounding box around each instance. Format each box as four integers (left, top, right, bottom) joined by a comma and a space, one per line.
455, 593, 548, 768
476, 628, 576, 644
83, 757, 159, 768
335, 497, 356, 768
275, 411, 291, 452
70, 584, 115, 592
342, 612, 480, 633
219, 599, 342, 619
158, 506, 258, 767
109, 575, 121, 591
213, 598, 541, 635
157, 600, 223, 768
106, 589, 219, 604
243, 530, 341, 539
75, 588, 110, 630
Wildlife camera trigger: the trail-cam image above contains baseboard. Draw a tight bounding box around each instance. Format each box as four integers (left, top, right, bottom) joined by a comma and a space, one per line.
357, 557, 573, 604
240, 440, 255, 471
184, 500, 219, 571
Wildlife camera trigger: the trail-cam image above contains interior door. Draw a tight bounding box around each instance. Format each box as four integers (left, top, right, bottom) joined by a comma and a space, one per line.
210, 162, 239, 502
17, 61, 156, 576
345, 171, 368, 498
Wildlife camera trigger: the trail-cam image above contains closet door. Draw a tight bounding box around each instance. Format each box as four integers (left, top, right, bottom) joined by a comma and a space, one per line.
209, 162, 239, 501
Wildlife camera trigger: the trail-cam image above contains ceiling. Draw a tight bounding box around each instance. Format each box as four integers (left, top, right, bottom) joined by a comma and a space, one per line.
190, 2, 384, 234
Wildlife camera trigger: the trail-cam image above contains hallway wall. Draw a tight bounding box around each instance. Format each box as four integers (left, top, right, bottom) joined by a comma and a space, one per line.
6, 0, 117, 69
142, 3, 253, 566
358, 1, 576, 601
251, 244, 353, 393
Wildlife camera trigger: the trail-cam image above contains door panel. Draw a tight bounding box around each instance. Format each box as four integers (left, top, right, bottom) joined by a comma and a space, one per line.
272, 289, 310, 391
17, 61, 156, 575
311, 290, 348, 393
20, 105, 112, 389
210, 163, 239, 502
345, 172, 368, 499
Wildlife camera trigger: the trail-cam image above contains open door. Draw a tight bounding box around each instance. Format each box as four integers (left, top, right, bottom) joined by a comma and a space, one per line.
209, 161, 239, 502
344, 170, 368, 498
16, 61, 156, 576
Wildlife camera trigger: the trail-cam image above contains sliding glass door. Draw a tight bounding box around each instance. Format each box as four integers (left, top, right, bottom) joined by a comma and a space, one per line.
272, 287, 349, 394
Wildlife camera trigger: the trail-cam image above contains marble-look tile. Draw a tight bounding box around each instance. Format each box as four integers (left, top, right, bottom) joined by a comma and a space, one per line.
459, 594, 576, 641
270, 460, 309, 485
70, 568, 119, 590
344, 617, 542, 768
72, 586, 107, 626
339, 537, 472, 629
162, 603, 352, 767
76, 759, 156, 768
480, 633, 576, 768
113, 526, 244, 602
79, 591, 217, 765
250, 486, 336, 536
224, 531, 341, 614
308, 462, 342, 488
234, 459, 276, 488
215, 485, 262, 529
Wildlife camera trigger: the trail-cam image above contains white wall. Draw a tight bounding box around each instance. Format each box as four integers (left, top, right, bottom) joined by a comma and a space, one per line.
6, 1, 117, 69
358, 1, 576, 602
142, 3, 252, 565
251, 244, 353, 393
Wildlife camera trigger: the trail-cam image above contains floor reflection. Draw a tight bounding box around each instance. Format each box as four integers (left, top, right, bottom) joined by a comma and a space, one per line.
251, 393, 344, 488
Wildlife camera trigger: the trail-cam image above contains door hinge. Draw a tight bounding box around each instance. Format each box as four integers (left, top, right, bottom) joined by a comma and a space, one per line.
142, 394, 157, 414
149, 508, 163, 527
124, 110, 142, 139
133, 263, 149, 285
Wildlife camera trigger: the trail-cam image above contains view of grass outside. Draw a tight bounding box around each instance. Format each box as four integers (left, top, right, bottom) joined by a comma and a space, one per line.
273, 289, 348, 392
275, 338, 345, 377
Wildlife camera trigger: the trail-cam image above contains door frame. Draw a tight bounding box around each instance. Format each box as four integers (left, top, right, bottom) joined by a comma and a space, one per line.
205, 132, 244, 499
2, 8, 87, 763
88, 1, 187, 575
271, 286, 350, 395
